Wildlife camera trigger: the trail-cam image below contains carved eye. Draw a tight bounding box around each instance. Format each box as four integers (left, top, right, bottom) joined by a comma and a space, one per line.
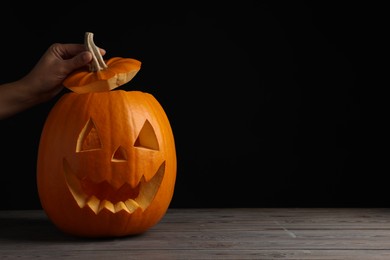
134, 120, 159, 151
76, 118, 102, 152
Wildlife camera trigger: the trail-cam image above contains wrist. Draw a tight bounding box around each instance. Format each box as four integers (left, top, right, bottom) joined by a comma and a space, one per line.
14, 77, 43, 106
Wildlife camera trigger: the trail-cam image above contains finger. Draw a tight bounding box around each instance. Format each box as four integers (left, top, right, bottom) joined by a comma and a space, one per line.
53, 43, 106, 59
69, 51, 93, 70
52, 43, 86, 59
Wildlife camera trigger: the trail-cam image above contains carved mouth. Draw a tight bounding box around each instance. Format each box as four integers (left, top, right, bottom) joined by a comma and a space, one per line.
63, 159, 165, 214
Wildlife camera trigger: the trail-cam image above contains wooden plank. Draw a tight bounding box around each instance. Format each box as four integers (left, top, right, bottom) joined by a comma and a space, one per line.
2, 208, 390, 259
1, 249, 390, 260
156, 208, 390, 230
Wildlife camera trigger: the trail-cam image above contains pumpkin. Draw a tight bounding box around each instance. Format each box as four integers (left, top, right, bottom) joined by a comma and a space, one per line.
37, 32, 176, 238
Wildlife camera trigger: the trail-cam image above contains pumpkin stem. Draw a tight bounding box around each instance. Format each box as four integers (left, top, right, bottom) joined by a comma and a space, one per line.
85, 32, 108, 72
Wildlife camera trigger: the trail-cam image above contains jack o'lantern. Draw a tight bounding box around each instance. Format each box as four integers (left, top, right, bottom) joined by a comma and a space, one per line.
37, 32, 176, 238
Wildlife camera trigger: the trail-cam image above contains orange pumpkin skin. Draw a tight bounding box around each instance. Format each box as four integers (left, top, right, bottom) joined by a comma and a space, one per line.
37, 90, 176, 237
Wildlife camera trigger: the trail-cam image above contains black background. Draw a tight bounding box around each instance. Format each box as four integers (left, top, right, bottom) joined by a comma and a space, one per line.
0, 1, 382, 209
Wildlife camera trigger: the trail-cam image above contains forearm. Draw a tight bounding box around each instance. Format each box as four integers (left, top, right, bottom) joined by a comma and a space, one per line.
0, 80, 41, 120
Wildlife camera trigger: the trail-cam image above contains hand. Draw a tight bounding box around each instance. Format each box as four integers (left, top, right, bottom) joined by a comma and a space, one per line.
22, 43, 106, 101
0, 43, 105, 119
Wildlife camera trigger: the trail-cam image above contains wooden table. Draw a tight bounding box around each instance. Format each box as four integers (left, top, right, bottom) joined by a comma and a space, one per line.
1, 208, 390, 259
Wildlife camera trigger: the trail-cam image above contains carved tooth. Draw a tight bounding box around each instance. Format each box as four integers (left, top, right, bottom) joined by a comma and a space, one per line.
86, 196, 100, 214
125, 199, 139, 213
115, 201, 130, 213
99, 200, 115, 213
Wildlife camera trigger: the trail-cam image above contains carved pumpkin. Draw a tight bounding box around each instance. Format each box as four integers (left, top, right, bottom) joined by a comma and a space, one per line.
37, 32, 176, 238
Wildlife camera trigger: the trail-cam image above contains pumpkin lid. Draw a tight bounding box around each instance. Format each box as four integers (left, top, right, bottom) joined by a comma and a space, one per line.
63, 32, 141, 94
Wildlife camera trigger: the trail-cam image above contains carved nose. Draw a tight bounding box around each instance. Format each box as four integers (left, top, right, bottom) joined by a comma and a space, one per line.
112, 146, 127, 162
